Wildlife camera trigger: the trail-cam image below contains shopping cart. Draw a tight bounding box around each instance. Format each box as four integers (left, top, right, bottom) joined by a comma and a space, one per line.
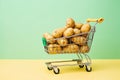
42, 18, 104, 74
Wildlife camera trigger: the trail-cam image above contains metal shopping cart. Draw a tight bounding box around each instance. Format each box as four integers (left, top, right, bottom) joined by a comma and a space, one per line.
42, 18, 104, 74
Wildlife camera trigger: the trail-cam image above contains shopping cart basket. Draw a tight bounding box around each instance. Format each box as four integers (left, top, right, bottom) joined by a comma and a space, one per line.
42, 18, 104, 74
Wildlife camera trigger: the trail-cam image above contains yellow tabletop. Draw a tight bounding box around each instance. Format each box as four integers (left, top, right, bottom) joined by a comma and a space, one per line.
0, 59, 120, 80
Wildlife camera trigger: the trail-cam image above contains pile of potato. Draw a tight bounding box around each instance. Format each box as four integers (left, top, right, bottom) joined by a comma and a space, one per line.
43, 18, 91, 54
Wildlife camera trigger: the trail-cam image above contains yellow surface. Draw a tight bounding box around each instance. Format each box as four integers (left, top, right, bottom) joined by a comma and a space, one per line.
0, 59, 120, 80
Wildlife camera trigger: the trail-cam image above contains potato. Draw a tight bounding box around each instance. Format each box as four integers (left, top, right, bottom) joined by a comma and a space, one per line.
43, 32, 55, 43
48, 44, 62, 54
75, 23, 83, 29
71, 36, 87, 45
63, 28, 74, 37
81, 23, 91, 33
63, 44, 79, 53
52, 27, 66, 38
80, 45, 89, 53
57, 38, 68, 46
82, 33, 88, 38
66, 18, 75, 28
73, 28, 81, 34
63, 46, 69, 53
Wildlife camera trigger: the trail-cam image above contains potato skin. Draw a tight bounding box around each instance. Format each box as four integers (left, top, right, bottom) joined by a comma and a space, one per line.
71, 36, 87, 45
81, 23, 91, 33
48, 44, 62, 54
66, 18, 75, 28
57, 38, 68, 46
63, 28, 74, 37
75, 23, 83, 29
80, 45, 89, 53
43, 32, 55, 43
63, 44, 79, 53
73, 28, 81, 34
52, 27, 66, 38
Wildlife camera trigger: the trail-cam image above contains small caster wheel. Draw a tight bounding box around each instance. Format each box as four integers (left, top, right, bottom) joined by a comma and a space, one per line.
85, 66, 92, 72
47, 66, 53, 70
79, 65, 84, 68
53, 68, 60, 74
47, 64, 52, 70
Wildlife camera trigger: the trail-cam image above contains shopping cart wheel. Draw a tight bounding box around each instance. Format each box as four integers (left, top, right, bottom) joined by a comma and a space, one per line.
47, 64, 53, 70
47, 66, 53, 70
53, 67, 60, 74
79, 65, 84, 68
85, 66, 92, 72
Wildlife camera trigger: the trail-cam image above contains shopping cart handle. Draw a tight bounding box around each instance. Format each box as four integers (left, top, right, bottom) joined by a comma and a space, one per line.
86, 18, 104, 23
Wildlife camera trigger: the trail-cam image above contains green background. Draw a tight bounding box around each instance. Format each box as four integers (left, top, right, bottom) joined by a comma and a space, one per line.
0, 0, 120, 59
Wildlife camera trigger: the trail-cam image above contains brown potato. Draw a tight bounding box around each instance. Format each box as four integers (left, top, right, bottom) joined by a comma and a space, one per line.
75, 23, 83, 29
80, 45, 89, 53
57, 38, 68, 46
52, 27, 66, 38
73, 28, 81, 34
63, 44, 79, 53
48, 44, 62, 54
81, 23, 91, 33
82, 33, 88, 38
71, 36, 87, 45
63, 28, 74, 37
66, 18, 75, 28
43, 32, 55, 43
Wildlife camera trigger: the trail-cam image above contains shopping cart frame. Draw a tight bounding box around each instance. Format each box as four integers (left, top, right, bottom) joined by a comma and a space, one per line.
42, 18, 104, 74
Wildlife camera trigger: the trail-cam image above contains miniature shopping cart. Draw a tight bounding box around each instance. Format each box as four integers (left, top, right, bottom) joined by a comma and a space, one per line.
42, 18, 104, 74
